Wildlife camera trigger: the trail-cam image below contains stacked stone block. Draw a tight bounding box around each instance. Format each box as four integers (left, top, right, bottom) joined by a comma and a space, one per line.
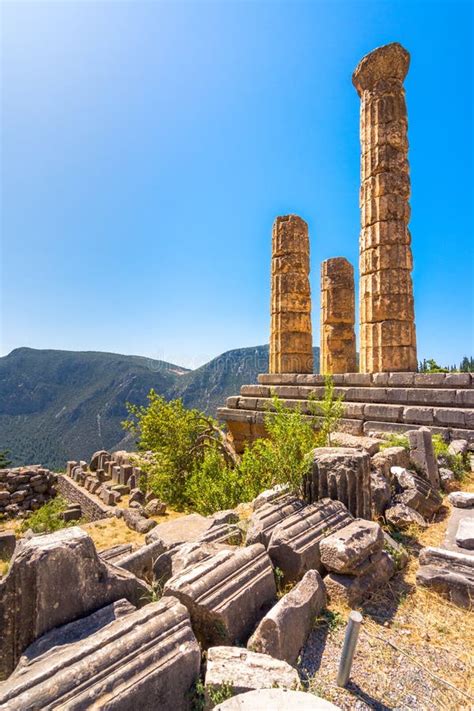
320, 257, 356, 374
0, 467, 56, 518
269, 215, 313, 374
353, 43, 417, 372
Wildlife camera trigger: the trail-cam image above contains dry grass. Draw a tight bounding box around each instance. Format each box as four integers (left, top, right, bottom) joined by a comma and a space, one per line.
303, 472, 474, 711
81, 508, 185, 551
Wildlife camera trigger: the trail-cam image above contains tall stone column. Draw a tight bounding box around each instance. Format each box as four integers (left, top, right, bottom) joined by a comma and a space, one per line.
270, 215, 313, 374
320, 258, 356, 374
353, 43, 417, 373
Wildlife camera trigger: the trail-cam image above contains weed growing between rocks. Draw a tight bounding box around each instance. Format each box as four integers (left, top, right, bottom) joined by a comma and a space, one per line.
380, 433, 410, 451
19, 496, 79, 535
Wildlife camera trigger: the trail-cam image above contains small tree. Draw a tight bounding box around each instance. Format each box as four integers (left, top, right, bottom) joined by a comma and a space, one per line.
0, 450, 11, 468
309, 375, 344, 445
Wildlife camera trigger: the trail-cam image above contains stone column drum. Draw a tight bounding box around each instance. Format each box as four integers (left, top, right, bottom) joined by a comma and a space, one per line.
269, 215, 313, 374
353, 43, 417, 373
320, 257, 356, 374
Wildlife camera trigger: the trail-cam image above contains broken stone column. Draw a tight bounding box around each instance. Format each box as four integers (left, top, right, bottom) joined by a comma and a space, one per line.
0, 527, 149, 680
353, 43, 417, 372
306, 447, 372, 520
0, 598, 201, 709
269, 215, 313, 374
320, 258, 356, 374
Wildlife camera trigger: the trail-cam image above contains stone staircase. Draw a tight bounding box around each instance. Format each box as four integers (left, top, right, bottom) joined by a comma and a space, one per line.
217, 372, 474, 452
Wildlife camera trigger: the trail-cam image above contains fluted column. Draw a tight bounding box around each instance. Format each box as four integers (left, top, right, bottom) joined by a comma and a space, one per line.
321, 257, 356, 374
270, 215, 313, 374
353, 43, 417, 373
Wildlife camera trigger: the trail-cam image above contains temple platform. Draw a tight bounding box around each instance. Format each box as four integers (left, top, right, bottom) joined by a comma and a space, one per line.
217, 372, 474, 452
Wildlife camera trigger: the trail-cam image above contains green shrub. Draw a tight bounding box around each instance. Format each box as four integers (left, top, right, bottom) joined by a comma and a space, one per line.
124, 378, 343, 514
380, 433, 410, 451
20, 496, 72, 534
432, 434, 467, 480
309, 375, 344, 446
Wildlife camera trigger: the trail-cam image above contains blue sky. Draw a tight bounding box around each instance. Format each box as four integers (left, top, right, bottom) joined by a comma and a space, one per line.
1, 0, 473, 369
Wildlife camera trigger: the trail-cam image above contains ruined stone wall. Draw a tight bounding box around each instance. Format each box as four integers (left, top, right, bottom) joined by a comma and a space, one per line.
0, 467, 56, 518
353, 43, 417, 373
269, 215, 313, 374
320, 258, 356, 374
56, 474, 113, 522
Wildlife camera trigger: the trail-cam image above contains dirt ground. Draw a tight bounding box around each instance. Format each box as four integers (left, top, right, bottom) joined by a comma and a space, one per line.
301, 474, 474, 711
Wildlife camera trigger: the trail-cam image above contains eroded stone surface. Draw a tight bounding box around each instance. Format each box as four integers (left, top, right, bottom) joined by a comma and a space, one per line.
325, 550, 395, 605
163, 544, 276, 647
246, 495, 306, 547
353, 43, 417, 373
456, 518, 474, 550
267, 498, 353, 583
320, 258, 356, 375
407, 427, 440, 488
214, 689, 340, 710
270, 215, 313, 374
146, 513, 215, 549
205, 646, 299, 699
319, 520, 384, 574
0, 527, 149, 680
449, 491, 474, 509
307, 448, 371, 519
417, 546, 474, 609
0, 597, 200, 710
385, 503, 427, 529
392, 467, 442, 518
247, 569, 326, 665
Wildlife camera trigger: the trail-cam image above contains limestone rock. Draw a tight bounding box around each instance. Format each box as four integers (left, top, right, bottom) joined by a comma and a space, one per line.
247, 569, 326, 665
246, 495, 306, 547
214, 688, 340, 710
204, 646, 299, 700
89, 449, 110, 472
385, 503, 427, 529
0, 531, 16, 560
439, 468, 455, 490
307, 448, 371, 519
333, 432, 384, 456
115, 539, 166, 580
353, 43, 417, 373
99, 543, 134, 563
129, 488, 145, 505
269, 215, 313, 375
153, 540, 235, 586
448, 439, 468, 457
448, 491, 474, 509
320, 258, 356, 374
319, 519, 384, 575
417, 546, 474, 609
407, 427, 440, 488
0, 597, 200, 710
210, 509, 240, 526
392, 467, 442, 518
0, 527, 150, 680
267, 498, 353, 583
163, 544, 276, 647
370, 468, 391, 516
252, 484, 289, 511
371, 446, 410, 475
146, 513, 215, 549
456, 518, 474, 550
123, 508, 157, 534
144, 499, 167, 517
325, 550, 396, 605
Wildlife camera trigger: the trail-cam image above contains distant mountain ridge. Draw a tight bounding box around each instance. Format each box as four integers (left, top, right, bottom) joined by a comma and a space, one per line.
0, 345, 320, 469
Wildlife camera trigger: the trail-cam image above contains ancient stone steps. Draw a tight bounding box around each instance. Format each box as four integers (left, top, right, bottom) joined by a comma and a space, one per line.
257, 372, 473, 389
221, 397, 473, 430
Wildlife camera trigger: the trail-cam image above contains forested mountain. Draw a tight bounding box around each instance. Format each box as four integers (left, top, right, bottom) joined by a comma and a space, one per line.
0, 345, 320, 469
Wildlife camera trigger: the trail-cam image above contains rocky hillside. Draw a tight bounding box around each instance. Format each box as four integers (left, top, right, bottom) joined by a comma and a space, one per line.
0, 346, 320, 469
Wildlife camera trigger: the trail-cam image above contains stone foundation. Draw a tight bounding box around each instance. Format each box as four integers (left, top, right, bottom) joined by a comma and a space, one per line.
0, 467, 56, 519
56, 474, 114, 521
218, 372, 474, 452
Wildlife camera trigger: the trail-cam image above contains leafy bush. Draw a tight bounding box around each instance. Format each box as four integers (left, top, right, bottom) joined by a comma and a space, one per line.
432, 434, 467, 480
124, 378, 343, 514
309, 375, 345, 446
380, 433, 410, 451
20, 496, 71, 534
